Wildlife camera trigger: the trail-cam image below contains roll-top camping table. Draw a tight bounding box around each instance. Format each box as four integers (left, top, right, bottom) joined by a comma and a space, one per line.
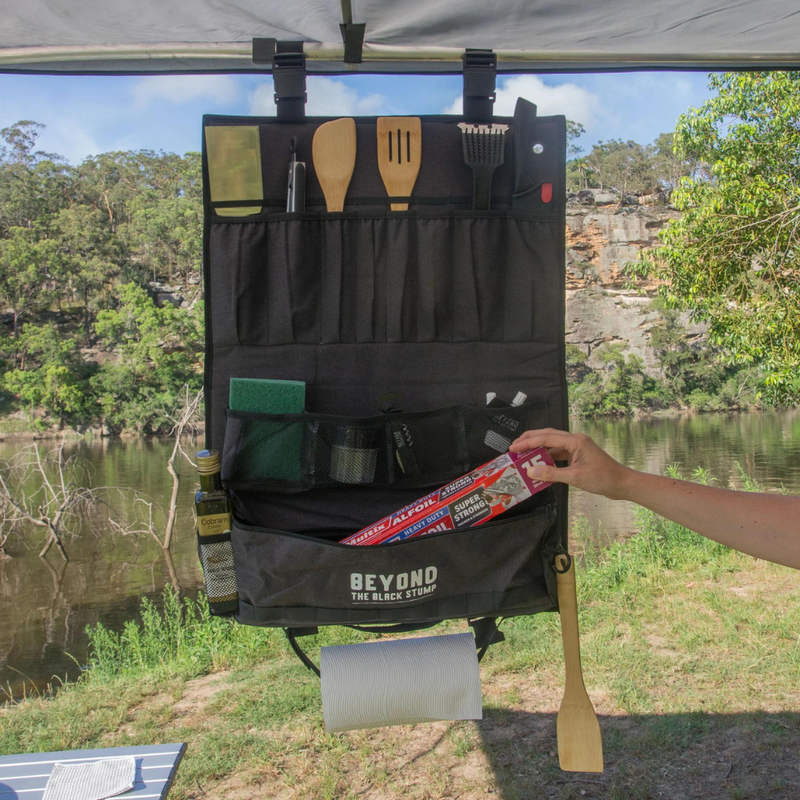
0, 742, 187, 799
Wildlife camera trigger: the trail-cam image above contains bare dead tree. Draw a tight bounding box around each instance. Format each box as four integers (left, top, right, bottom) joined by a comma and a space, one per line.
0, 442, 95, 561
161, 385, 203, 550
0, 443, 161, 561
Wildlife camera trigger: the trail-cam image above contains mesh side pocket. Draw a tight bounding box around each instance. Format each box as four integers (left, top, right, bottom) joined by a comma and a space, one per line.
197, 534, 239, 615
462, 398, 548, 464
222, 400, 548, 494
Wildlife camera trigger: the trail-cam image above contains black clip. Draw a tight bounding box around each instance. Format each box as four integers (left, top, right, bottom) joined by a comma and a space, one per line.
252, 37, 276, 65
462, 48, 497, 124
340, 22, 366, 64
272, 41, 307, 123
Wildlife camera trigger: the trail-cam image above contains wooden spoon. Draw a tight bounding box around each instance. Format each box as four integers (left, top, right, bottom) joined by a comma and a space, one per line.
555, 553, 604, 773
377, 117, 421, 211
312, 118, 357, 212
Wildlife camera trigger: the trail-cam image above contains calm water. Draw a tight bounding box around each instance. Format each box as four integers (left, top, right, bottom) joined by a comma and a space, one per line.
1, 409, 798, 700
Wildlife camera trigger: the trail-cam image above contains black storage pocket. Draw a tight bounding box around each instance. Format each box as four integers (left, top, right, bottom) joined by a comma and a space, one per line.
231, 504, 559, 627
209, 212, 562, 347
221, 398, 548, 495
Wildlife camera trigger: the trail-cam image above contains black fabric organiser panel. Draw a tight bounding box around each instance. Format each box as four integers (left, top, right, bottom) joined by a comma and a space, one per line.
202, 113, 569, 626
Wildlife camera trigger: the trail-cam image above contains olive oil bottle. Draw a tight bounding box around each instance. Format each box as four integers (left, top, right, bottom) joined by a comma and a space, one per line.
195, 449, 239, 615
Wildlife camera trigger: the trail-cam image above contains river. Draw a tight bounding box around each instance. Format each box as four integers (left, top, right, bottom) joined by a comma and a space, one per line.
1, 409, 798, 700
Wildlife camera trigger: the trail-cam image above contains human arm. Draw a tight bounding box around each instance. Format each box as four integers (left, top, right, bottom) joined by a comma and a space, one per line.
510, 428, 800, 570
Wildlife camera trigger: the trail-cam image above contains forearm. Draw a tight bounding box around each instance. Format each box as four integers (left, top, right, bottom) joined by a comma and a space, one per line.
617, 469, 800, 568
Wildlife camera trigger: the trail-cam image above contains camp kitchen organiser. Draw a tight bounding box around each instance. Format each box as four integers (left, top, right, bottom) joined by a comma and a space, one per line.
201, 97, 569, 667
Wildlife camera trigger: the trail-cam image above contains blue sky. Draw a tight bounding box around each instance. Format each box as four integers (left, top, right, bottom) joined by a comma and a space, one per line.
0, 71, 716, 164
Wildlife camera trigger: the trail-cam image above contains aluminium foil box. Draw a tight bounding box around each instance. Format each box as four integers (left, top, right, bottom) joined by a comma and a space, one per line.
341, 447, 555, 546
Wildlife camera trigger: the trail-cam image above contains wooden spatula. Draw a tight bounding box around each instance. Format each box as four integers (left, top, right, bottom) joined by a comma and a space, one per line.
377, 117, 421, 211
555, 553, 604, 773
312, 118, 356, 212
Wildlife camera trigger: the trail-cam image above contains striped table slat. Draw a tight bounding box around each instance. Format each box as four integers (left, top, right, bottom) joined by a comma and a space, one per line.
0, 743, 187, 800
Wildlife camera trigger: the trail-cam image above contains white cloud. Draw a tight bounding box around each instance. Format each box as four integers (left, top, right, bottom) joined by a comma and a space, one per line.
38, 119, 101, 165
443, 74, 601, 128
248, 77, 387, 117
133, 75, 240, 108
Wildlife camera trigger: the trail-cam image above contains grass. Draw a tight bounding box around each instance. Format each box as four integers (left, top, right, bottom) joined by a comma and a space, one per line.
3, 486, 800, 799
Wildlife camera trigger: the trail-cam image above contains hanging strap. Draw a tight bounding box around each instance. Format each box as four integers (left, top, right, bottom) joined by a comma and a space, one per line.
284, 617, 504, 677
462, 49, 497, 124
272, 42, 307, 122
469, 617, 506, 661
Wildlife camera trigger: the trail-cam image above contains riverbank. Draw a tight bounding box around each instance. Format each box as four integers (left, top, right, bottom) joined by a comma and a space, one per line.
2, 509, 800, 800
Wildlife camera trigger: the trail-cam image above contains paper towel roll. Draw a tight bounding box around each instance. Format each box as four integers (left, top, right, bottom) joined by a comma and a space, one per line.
320, 632, 482, 732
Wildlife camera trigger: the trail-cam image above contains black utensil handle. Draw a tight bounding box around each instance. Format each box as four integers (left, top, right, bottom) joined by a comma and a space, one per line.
512, 97, 538, 195
473, 164, 496, 210
287, 161, 306, 212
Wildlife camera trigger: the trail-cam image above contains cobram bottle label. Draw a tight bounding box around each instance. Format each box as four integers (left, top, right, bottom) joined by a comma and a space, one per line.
197, 513, 232, 536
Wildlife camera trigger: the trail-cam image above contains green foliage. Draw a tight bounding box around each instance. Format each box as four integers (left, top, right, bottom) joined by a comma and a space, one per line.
632, 72, 800, 404
2, 323, 95, 426
584, 139, 658, 195
566, 119, 586, 158
87, 589, 281, 679
567, 308, 761, 417
569, 342, 663, 417
0, 121, 204, 432
648, 304, 760, 410
567, 132, 707, 195
91, 283, 203, 434
0, 226, 57, 334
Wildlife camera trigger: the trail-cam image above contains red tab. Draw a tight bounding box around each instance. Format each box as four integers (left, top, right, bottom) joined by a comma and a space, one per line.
541, 183, 553, 203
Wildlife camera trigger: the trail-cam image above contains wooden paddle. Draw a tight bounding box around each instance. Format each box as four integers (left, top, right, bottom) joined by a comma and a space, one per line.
312, 118, 357, 212
377, 117, 421, 211
555, 553, 604, 773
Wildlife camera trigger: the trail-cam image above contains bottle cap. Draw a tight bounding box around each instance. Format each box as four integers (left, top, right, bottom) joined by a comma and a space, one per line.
195, 449, 221, 475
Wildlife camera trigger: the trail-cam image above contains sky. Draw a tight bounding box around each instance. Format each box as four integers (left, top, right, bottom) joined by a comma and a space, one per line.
0, 71, 716, 164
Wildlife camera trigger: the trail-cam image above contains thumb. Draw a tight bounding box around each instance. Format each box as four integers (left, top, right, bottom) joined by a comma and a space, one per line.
527, 464, 570, 485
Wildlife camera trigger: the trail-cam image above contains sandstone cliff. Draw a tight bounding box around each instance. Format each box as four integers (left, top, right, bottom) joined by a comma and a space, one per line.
564, 192, 702, 371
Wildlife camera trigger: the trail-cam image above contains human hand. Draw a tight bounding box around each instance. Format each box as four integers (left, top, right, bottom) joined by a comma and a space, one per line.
509, 428, 633, 499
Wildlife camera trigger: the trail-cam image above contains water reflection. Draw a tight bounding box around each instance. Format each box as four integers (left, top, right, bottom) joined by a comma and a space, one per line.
571, 409, 800, 544
0, 410, 798, 700
0, 436, 203, 700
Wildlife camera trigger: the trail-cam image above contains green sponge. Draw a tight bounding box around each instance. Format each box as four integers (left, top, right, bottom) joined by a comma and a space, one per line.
229, 377, 305, 415
229, 378, 306, 481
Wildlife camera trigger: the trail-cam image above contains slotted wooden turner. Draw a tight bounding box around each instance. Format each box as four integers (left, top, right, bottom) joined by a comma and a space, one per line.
377, 117, 421, 211
312, 118, 356, 212
555, 553, 604, 773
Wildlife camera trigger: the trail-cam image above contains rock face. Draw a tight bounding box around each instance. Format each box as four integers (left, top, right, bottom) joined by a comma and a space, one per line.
563, 191, 700, 371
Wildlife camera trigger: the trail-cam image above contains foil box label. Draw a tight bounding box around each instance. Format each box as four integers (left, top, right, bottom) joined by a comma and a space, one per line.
341, 447, 554, 546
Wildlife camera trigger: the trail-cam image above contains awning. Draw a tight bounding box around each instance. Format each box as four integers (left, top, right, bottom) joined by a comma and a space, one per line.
2, 0, 799, 75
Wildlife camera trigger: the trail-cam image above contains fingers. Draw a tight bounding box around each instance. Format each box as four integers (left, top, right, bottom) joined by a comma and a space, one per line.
527, 463, 574, 486
509, 428, 580, 454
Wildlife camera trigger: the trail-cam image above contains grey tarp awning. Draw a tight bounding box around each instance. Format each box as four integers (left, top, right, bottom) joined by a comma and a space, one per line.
1, 0, 799, 75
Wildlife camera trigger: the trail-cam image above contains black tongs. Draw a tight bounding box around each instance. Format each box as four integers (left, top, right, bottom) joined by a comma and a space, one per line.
286, 137, 306, 212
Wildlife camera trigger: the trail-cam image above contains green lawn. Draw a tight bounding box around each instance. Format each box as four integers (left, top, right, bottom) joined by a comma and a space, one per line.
2, 508, 800, 799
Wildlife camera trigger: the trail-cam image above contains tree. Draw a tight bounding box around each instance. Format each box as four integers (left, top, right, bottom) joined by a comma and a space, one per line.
631, 72, 800, 403
568, 343, 661, 417
649, 132, 707, 190
567, 120, 586, 159
91, 282, 203, 433
2, 323, 95, 427
50, 204, 129, 342
0, 226, 57, 335
0, 121, 72, 235
584, 139, 658, 195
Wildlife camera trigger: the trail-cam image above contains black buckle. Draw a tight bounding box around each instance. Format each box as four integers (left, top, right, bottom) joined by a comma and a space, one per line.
272, 42, 307, 122
462, 48, 497, 124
